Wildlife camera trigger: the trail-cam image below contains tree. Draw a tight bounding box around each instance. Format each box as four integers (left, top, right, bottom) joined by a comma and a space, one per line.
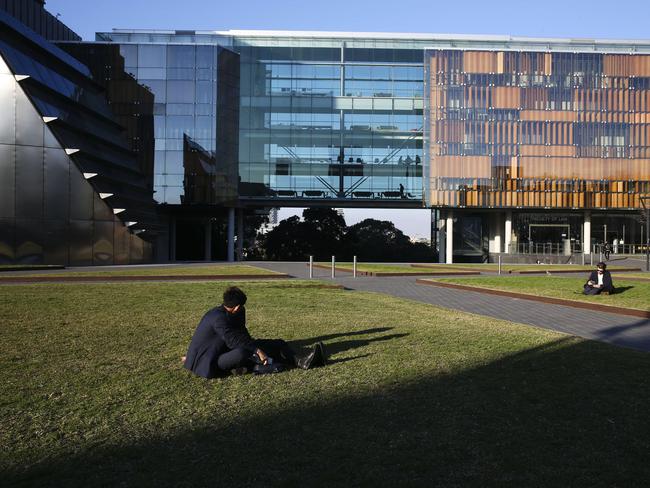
261, 208, 347, 260
261, 216, 311, 260
344, 218, 435, 262
302, 208, 346, 259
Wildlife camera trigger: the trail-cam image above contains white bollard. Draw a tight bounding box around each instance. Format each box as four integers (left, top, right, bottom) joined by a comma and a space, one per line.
353, 255, 357, 278
498, 255, 502, 275
309, 256, 313, 279
331, 255, 335, 278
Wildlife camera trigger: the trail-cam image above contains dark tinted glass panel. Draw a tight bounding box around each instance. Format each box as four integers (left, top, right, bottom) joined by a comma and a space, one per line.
93, 220, 114, 264
15, 145, 43, 218
0, 219, 15, 262
138, 45, 166, 67
69, 169, 93, 220
196, 46, 215, 68
68, 219, 93, 265
167, 80, 195, 103
15, 86, 44, 147
129, 233, 144, 261
42, 220, 67, 264
14, 219, 44, 263
43, 147, 69, 220
93, 193, 113, 221
0, 143, 15, 218
0, 74, 16, 145
168, 45, 195, 68
113, 222, 130, 264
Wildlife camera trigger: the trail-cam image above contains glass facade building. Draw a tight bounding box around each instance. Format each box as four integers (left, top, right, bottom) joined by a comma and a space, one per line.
96, 31, 427, 206
425, 49, 650, 260
3, 2, 650, 264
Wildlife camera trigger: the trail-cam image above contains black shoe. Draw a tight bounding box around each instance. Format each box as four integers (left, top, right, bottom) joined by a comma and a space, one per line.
297, 344, 326, 370
296, 349, 316, 370
316, 342, 328, 366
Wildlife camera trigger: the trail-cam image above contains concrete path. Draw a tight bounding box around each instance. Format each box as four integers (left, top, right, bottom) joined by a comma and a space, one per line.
250, 261, 650, 353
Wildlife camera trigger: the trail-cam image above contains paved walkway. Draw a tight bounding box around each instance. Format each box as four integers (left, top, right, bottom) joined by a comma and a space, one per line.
250, 261, 650, 353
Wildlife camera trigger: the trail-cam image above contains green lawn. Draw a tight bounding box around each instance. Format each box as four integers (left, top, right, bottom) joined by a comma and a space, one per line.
316, 262, 472, 274
612, 272, 650, 280
7, 264, 280, 277
430, 276, 650, 311
416, 263, 636, 273
2, 280, 650, 486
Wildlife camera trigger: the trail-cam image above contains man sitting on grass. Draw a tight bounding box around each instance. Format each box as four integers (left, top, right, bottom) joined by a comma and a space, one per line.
183, 286, 326, 378
583, 262, 615, 295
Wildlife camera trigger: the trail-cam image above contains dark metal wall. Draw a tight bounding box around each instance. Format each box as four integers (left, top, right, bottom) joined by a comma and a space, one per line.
0, 3, 156, 265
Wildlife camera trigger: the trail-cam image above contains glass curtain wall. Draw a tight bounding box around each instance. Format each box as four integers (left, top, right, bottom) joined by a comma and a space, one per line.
117, 43, 238, 205
236, 37, 424, 201
424, 49, 650, 211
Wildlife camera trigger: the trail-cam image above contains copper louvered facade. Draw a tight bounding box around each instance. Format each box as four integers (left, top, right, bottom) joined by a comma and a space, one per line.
424, 50, 650, 210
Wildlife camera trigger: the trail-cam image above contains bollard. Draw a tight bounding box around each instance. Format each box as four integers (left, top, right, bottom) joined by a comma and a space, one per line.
309, 255, 313, 279
498, 255, 502, 275
581, 252, 585, 266
353, 255, 357, 278
331, 255, 335, 278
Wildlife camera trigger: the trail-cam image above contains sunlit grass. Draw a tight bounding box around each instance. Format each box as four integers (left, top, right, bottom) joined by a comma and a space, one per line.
429, 275, 650, 311
2, 280, 650, 486
7, 264, 281, 277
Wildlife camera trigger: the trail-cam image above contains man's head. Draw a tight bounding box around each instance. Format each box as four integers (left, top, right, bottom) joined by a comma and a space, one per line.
596, 262, 607, 273
223, 286, 247, 313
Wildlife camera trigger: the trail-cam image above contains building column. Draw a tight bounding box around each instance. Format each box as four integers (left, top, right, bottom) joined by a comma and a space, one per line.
236, 208, 244, 262
489, 213, 502, 254
583, 211, 591, 255
227, 208, 235, 262
204, 219, 212, 261
438, 209, 447, 264
446, 210, 454, 264
504, 211, 512, 254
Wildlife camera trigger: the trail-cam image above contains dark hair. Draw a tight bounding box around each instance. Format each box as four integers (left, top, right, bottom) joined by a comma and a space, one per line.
223, 286, 247, 307
597, 262, 607, 270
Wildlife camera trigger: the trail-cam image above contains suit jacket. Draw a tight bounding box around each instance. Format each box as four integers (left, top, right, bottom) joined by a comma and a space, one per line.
184, 305, 257, 378
586, 270, 614, 292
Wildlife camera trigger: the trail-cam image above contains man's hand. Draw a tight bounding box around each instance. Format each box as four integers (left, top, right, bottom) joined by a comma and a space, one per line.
256, 348, 268, 365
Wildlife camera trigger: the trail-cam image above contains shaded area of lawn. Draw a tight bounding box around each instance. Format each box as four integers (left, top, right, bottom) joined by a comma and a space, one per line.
432, 276, 650, 311
2, 281, 650, 486
9, 264, 280, 277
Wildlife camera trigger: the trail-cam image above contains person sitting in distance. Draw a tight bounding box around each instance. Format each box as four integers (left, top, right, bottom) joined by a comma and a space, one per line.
183, 286, 326, 377
583, 262, 615, 295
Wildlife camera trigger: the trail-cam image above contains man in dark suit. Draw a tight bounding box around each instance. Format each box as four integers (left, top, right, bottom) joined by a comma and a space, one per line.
183, 286, 324, 378
583, 262, 615, 295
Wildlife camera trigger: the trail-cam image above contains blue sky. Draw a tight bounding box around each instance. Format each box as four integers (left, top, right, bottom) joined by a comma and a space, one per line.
44, 0, 650, 238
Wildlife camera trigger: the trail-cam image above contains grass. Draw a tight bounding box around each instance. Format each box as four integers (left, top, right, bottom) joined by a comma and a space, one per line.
416, 263, 636, 273
2, 280, 650, 486
430, 276, 650, 311
316, 262, 470, 274
6, 264, 281, 277
612, 272, 650, 280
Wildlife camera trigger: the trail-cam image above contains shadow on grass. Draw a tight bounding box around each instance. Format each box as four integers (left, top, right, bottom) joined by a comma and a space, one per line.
7, 337, 650, 487
612, 285, 634, 294
290, 326, 395, 349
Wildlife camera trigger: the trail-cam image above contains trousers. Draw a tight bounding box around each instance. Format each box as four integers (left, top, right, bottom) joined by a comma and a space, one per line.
216, 338, 296, 371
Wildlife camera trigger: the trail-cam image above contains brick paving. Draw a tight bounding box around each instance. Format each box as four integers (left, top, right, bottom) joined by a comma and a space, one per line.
250, 261, 650, 353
